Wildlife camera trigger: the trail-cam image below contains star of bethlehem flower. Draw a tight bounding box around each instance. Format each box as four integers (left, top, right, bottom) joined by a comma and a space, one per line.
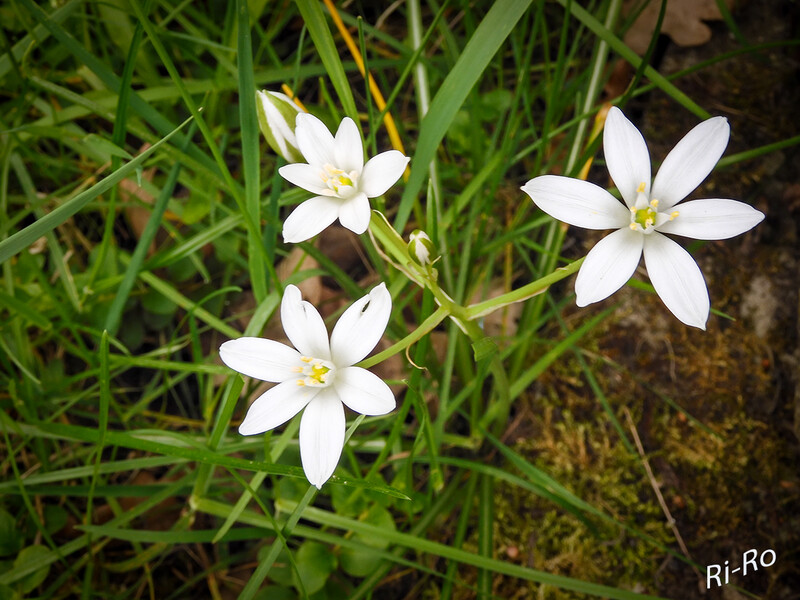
522, 106, 764, 330
219, 283, 395, 489
278, 114, 409, 243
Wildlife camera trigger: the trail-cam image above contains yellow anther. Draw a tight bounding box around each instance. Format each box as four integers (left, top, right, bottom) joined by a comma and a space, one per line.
296, 380, 305, 386
310, 363, 329, 382
300, 356, 312, 363
650, 199, 659, 208
670, 211, 679, 221
637, 182, 646, 193
629, 223, 638, 230
292, 366, 303, 373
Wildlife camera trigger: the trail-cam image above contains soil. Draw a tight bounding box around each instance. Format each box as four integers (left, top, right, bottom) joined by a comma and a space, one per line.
494, 1, 800, 598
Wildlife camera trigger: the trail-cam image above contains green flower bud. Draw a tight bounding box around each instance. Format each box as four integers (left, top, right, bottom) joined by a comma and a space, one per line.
408, 229, 437, 268
255, 90, 304, 163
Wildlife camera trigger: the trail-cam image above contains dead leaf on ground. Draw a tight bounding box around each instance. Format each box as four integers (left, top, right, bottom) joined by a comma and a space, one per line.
623, 0, 737, 55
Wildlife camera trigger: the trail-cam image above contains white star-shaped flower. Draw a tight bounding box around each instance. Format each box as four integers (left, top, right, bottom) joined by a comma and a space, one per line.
220, 283, 395, 488
522, 106, 765, 329
278, 114, 409, 243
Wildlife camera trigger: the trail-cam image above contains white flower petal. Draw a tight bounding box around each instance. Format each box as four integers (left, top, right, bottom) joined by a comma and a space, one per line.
604, 106, 652, 208
651, 116, 730, 210
575, 227, 643, 306
522, 176, 630, 230
333, 366, 396, 416
643, 232, 710, 329
330, 283, 391, 366
295, 113, 336, 167
220, 338, 301, 382
278, 163, 328, 196
360, 151, 409, 198
337, 193, 371, 235
655, 199, 765, 240
334, 117, 364, 173
238, 379, 318, 436
281, 284, 332, 360
299, 388, 345, 488
282, 196, 342, 244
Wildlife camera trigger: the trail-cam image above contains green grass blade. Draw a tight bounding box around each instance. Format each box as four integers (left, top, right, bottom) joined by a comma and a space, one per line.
557, 0, 709, 119
237, 0, 267, 302
395, 0, 534, 231
103, 125, 193, 335
295, 0, 358, 121
0, 117, 192, 264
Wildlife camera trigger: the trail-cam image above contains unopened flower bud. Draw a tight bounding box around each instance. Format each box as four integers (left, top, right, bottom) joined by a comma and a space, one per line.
255, 90, 304, 163
408, 229, 437, 268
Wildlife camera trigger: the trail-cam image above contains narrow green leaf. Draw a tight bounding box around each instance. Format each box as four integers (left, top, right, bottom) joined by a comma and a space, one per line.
395, 0, 534, 231
197, 499, 668, 600
295, 0, 359, 121
237, 0, 267, 302
104, 125, 192, 334
556, 0, 709, 119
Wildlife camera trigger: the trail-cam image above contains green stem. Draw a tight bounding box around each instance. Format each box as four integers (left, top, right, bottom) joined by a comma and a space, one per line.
465, 256, 584, 319
356, 305, 448, 369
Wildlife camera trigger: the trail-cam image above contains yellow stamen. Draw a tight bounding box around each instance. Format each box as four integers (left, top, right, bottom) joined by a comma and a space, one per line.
670, 211, 679, 221
637, 182, 646, 193
296, 380, 305, 386
650, 199, 659, 208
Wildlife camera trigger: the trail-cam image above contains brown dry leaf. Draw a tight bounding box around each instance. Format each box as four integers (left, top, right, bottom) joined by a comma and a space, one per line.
276, 244, 322, 305
318, 225, 367, 275
623, 0, 737, 55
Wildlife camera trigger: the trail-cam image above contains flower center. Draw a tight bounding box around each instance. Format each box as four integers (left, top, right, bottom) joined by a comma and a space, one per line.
628, 182, 678, 233
631, 203, 658, 231
295, 356, 336, 388
321, 164, 359, 198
